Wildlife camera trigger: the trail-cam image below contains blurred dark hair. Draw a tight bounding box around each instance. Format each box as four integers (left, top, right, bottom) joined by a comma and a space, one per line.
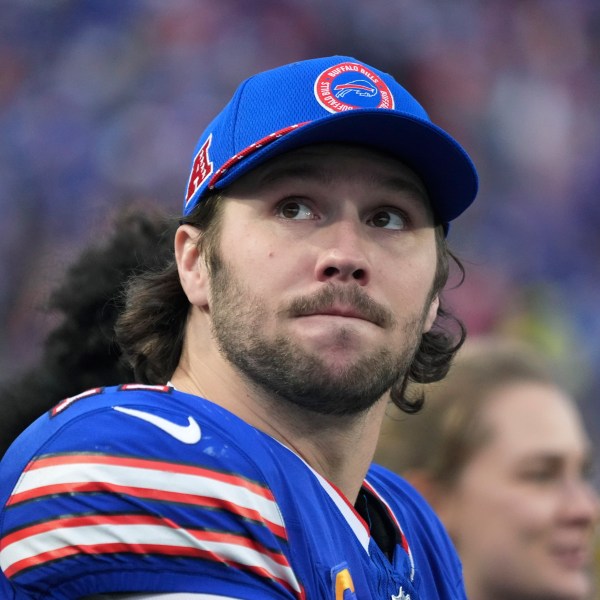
0, 204, 176, 457
116, 194, 466, 414
115, 192, 224, 386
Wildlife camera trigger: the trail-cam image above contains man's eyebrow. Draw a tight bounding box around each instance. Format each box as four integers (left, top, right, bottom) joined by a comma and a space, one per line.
258, 163, 429, 201
372, 174, 429, 202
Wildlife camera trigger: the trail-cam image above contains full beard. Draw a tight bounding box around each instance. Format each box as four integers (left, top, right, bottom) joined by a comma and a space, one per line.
208, 255, 432, 417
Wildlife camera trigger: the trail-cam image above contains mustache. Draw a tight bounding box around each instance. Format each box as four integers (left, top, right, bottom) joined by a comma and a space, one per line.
285, 284, 395, 328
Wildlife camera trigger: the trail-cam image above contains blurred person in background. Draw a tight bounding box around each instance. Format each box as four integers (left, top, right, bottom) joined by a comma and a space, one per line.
0, 204, 175, 458
376, 336, 600, 600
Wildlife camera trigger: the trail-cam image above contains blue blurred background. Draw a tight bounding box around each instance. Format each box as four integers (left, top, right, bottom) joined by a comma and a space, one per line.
1, 0, 599, 463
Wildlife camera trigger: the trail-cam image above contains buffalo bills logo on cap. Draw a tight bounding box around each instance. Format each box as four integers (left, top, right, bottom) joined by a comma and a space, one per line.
314, 61, 395, 113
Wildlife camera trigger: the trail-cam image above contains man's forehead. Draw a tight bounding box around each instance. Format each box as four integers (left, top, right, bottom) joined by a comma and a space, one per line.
233, 143, 430, 201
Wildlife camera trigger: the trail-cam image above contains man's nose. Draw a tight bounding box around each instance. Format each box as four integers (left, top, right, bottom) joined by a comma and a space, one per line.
313, 220, 370, 285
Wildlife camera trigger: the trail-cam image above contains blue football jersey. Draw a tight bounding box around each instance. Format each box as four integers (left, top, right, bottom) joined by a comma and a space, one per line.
0, 385, 466, 599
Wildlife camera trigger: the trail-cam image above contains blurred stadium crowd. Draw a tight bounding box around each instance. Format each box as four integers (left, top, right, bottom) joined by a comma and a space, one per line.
1, 0, 600, 452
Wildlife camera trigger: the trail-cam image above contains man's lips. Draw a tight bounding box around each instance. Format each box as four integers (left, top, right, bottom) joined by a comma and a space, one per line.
286, 284, 395, 329
298, 305, 373, 323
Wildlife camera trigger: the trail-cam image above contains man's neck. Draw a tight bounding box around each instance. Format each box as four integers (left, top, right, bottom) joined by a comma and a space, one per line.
171, 354, 388, 504
256, 398, 388, 504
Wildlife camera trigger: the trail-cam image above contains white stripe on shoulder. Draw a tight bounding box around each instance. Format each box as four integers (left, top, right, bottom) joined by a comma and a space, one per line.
2, 522, 300, 592
11, 459, 284, 531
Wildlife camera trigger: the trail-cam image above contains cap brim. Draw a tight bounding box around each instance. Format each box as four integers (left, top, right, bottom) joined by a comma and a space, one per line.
213, 109, 478, 224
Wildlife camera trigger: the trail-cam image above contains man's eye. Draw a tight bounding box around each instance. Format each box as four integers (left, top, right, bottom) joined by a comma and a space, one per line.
277, 200, 314, 220
368, 209, 407, 230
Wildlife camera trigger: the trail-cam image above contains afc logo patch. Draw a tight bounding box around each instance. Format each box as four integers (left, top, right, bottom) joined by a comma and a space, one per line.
314, 61, 395, 113
185, 133, 214, 207
331, 564, 358, 600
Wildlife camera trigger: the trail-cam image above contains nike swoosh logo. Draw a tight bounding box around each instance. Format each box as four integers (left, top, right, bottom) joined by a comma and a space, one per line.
113, 406, 201, 444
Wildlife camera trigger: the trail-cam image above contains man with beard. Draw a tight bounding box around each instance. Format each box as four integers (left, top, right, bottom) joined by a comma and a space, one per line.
0, 56, 478, 599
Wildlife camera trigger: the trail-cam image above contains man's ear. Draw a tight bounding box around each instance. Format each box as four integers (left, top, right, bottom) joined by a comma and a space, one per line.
423, 294, 440, 333
175, 224, 210, 307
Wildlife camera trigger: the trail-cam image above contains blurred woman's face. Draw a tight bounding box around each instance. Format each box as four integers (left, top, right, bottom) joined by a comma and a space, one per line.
440, 382, 599, 600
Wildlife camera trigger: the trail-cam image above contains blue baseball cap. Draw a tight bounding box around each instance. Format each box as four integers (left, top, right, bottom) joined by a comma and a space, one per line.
183, 55, 478, 227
